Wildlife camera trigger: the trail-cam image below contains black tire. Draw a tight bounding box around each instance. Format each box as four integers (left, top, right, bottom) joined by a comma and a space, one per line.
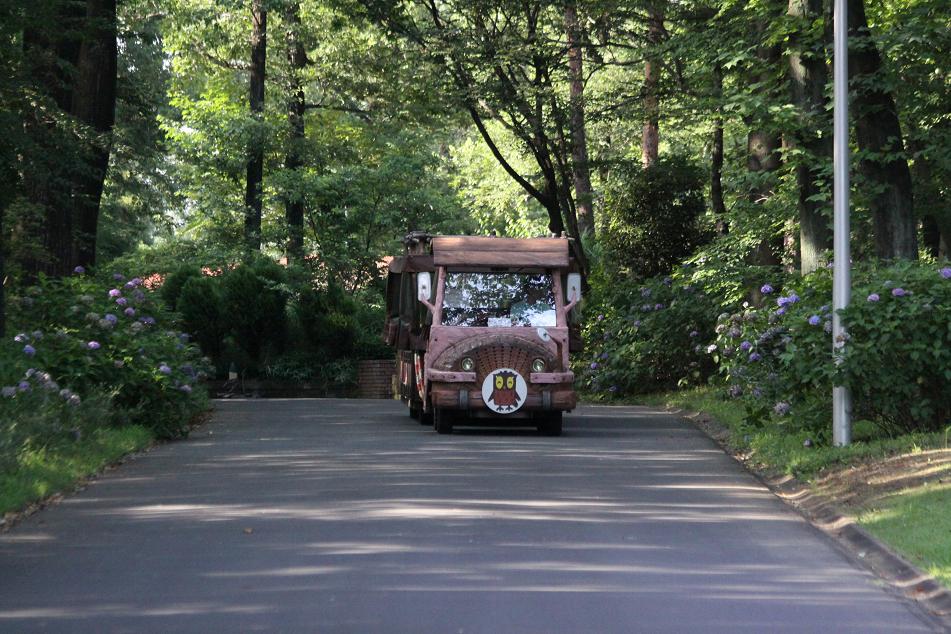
420, 405, 433, 426
409, 403, 421, 420
434, 407, 454, 434
538, 412, 563, 436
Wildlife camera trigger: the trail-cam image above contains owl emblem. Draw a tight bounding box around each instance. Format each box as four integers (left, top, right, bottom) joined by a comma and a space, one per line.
489, 370, 520, 411
481, 368, 527, 414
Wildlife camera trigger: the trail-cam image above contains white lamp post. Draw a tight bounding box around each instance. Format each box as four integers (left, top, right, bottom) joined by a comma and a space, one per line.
833, 0, 852, 446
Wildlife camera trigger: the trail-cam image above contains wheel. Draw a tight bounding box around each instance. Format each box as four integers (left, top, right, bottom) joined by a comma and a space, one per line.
420, 405, 433, 426
434, 407, 454, 434
409, 403, 421, 420
538, 411, 563, 436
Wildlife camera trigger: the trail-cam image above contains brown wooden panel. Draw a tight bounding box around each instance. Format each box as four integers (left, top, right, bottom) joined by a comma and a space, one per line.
433, 236, 569, 268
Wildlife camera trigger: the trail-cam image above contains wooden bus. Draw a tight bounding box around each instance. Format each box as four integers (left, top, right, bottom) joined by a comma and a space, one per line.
384, 232, 582, 435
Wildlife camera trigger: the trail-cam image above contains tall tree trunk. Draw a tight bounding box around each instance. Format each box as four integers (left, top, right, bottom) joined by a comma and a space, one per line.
70, 0, 117, 270
788, 0, 831, 274
641, 6, 664, 167
564, 3, 594, 237
907, 134, 948, 258
746, 26, 783, 271
0, 195, 6, 339
284, 2, 305, 264
711, 60, 727, 232
245, 0, 267, 254
21, 0, 117, 276
848, 0, 916, 260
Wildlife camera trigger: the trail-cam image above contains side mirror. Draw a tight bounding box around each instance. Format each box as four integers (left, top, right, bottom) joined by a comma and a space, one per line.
566, 273, 582, 303
417, 272, 432, 303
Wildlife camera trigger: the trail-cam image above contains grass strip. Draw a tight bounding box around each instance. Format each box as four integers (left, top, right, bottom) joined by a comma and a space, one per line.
634, 387, 948, 480
0, 426, 153, 516
858, 483, 951, 588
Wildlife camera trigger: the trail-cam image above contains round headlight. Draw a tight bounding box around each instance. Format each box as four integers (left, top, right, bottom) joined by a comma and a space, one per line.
531, 358, 546, 373
460, 357, 475, 372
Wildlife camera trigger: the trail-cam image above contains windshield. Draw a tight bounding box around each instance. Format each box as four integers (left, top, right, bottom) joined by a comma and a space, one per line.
441, 272, 556, 327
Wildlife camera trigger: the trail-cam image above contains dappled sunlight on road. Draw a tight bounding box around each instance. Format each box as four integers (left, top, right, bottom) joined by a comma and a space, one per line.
0, 400, 936, 633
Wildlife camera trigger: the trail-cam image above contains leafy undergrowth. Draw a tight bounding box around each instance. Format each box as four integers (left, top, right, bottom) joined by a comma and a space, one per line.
633, 386, 951, 590
858, 483, 951, 589
633, 387, 949, 481
0, 426, 153, 517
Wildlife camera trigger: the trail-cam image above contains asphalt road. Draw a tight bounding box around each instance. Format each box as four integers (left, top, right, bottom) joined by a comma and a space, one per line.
0, 399, 942, 633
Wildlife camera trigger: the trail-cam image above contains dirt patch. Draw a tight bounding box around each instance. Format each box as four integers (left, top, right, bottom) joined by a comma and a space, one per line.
812, 450, 951, 515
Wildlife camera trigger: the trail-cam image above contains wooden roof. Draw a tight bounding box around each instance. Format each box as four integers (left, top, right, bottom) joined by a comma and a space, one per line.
388, 254, 435, 274
432, 236, 570, 268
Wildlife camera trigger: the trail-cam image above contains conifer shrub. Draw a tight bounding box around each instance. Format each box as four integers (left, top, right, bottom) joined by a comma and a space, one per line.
601, 155, 710, 279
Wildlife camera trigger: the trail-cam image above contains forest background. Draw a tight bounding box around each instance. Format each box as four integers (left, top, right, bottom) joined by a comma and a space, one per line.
1, 0, 949, 467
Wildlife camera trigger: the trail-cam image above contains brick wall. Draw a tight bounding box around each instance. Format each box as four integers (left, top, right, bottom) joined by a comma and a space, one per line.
357, 359, 397, 399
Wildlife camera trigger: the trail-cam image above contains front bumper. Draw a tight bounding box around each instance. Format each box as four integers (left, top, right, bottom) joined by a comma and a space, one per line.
429, 372, 577, 414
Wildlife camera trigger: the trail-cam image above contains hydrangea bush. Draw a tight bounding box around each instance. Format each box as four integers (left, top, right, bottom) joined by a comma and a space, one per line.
711, 262, 951, 438
2, 270, 210, 447
579, 273, 718, 396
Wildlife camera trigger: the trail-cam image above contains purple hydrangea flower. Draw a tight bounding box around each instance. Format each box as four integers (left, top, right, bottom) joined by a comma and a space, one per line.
108, 288, 122, 298
689, 330, 699, 338
654, 303, 664, 311
706, 344, 718, 354
73, 265, 86, 274
140, 316, 156, 326
116, 297, 128, 306
159, 364, 172, 375
728, 385, 742, 398
1, 386, 15, 398
773, 401, 790, 416
867, 293, 880, 302
114, 360, 125, 368
728, 327, 742, 339
124, 307, 136, 317
640, 287, 651, 298
641, 304, 653, 312
749, 352, 762, 362
590, 362, 599, 370
113, 273, 125, 281
104, 314, 118, 325
14, 333, 28, 343
808, 315, 821, 326
132, 289, 146, 302
633, 320, 641, 328
774, 307, 787, 316
67, 394, 81, 406
17, 381, 30, 392
597, 314, 604, 321
609, 385, 618, 393
87, 341, 101, 350
600, 352, 609, 360
23, 344, 36, 357
180, 385, 193, 394
740, 340, 752, 352
941, 267, 951, 280
760, 284, 774, 295
891, 287, 908, 297
663, 276, 672, 286
824, 321, 833, 333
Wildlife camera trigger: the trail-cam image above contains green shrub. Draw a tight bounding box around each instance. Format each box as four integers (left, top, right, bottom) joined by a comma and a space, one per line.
838, 263, 951, 433
220, 263, 287, 367
579, 272, 719, 396
161, 265, 202, 311
601, 155, 710, 279
712, 262, 951, 438
3, 271, 210, 444
178, 276, 227, 359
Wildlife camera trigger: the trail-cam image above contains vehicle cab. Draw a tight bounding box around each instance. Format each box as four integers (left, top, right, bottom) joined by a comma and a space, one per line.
416, 235, 581, 434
